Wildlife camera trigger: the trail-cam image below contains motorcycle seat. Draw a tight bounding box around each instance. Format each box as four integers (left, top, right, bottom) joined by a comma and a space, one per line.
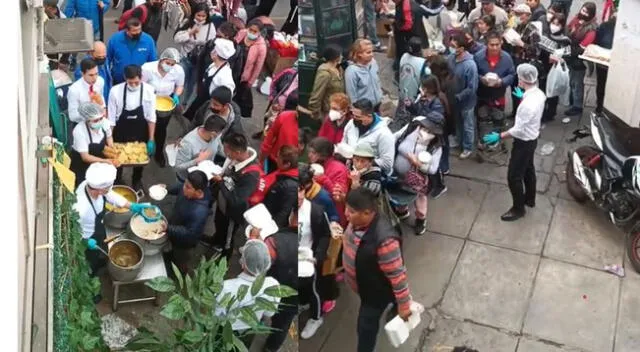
595, 115, 629, 165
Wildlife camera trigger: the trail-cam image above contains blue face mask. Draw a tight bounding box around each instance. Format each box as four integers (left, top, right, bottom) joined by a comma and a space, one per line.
247, 32, 259, 40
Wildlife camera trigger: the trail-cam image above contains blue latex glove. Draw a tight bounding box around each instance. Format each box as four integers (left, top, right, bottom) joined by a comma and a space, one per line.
87, 238, 98, 250
482, 132, 501, 145
171, 93, 180, 106
147, 140, 156, 156
513, 87, 524, 99
130, 202, 151, 214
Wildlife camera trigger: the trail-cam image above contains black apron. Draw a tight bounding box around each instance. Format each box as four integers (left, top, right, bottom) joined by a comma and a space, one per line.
83, 187, 109, 276
113, 84, 149, 143
70, 124, 107, 188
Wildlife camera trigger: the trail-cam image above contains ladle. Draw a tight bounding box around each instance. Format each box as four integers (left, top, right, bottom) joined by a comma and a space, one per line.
87, 238, 109, 257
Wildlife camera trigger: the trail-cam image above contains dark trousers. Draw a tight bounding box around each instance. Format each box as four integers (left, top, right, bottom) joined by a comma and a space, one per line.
507, 138, 537, 211
252, 0, 277, 18
357, 302, 390, 352
542, 96, 559, 122
264, 295, 298, 351
212, 207, 238, 261
123, 0, 133, 12
234, 82, 254, 118
116, 167, 143, 186
299, 273, 322, 320
393, 31, 410, 72
280, 0, 298, 36
596, 65, 609, 112
154, 115, 170, 162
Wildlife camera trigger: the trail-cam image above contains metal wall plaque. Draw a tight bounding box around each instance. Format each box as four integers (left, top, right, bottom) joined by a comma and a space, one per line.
43, 18, 94, 54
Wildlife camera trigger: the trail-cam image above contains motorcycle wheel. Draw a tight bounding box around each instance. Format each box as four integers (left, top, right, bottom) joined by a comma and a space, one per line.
565, 146, 599, 204
626, 230, 640, 274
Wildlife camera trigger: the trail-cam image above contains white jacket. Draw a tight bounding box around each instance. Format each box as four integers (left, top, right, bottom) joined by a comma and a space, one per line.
341, 116, 395, 175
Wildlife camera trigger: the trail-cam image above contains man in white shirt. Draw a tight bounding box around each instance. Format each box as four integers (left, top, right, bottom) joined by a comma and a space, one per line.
74, 162, 150, 276
206, 38, 236, 96
107, 64, 157, 191
67, 58, 106, 123
482, 63, 546, 221
214, 240, 280, 337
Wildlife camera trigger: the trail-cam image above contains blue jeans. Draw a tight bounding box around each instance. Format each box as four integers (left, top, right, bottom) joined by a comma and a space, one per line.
363, 0, 380, 45
456, 108, 476, 152
440, 134, 450, 172
180, 59, 196, 106
570, 69, 585, 110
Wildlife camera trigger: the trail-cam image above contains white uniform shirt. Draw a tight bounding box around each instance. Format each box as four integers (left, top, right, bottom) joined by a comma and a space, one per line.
107, 82, 157, 126
298, 199, 313, 249
507, 87, 546, 141
67, 76, 106, 123
214, 272, 280, 331
206, 62, 236, 96
141, 61, 186, 97
72, 122, 112, 153
73, 180, 128, 239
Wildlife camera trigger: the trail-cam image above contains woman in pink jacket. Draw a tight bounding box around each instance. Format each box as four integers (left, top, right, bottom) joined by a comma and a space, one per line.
233, 18, 267, 118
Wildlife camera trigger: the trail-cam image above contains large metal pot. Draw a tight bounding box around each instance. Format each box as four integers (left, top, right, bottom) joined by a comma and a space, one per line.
156, 96, 176, 119
104, 186, 144, 229
128, 213, 169, 256
108, 239, 144, 282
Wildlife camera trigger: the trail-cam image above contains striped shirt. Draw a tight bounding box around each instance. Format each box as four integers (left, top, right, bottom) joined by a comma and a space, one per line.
342, 225, 411, 312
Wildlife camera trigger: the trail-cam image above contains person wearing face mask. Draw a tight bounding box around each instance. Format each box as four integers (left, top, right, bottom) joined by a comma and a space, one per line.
141, 47, 185, 167
564, 2, 598, 117
393, 114, 445, 235
482, 64, 545, 221
345, 39, 383, 111
309, 45, 345, 120
233, 19, 268, 118
75, 41, 113, 101
68, 58, 107, 124
107, 65, 157, 191
467, 0, 508, 34
341, 99, 396, 175
70, 102, 119, 188
118, 0, 165, 41
525, 0, 547, 22
260, 93, 299, 173
538, 12, 571, 122
174, 4, 218, 106
318, 93, 352, 145
474, 14, 496, 45
174, 115, 227, 182
107, 17, 157, 85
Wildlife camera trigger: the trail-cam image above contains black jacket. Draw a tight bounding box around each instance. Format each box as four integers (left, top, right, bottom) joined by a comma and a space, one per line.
394, 0, 439, 47
191, 100, 244, 139
267, 228, 298, 291
310, 203, 331, 266
166, 182, 212, 248
218, 156, 260, 222
359, 166, 383, 197
135, 4, 163, 42
263, 170, 298, 228
595, 17, 616, 50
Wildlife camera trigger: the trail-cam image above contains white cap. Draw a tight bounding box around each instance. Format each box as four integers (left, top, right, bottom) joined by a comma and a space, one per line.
335, 142, 354, 159
85, 162, 117, 189
214, 38, 236, 60
513, 4, 531, 14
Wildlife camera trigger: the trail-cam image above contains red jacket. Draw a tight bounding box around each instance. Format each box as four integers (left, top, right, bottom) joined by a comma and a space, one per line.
315, 157, 349, 226
317, 115, 351, 145
260, 110, 299, 162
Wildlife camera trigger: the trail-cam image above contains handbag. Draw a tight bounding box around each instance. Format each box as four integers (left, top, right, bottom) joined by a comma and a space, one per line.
403, 140, 429, 194
187, 24, 212, 64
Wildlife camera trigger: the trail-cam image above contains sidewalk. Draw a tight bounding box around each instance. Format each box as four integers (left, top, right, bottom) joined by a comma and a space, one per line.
299, 56, 640, 352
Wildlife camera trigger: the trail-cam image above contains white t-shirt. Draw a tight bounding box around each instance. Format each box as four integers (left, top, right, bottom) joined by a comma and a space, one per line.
206, 62, 236, 96
214, 272, 280, 331
141, 61, 186, 97
298, 199, 313, 249
73, 180, 128, 239
72, 122, 112, 153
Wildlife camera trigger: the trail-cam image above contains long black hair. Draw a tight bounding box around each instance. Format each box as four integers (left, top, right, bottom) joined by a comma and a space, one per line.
176, 3, 211, 33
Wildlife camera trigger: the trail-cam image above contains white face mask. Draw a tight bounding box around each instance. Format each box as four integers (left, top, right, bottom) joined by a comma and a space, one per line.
419, 129, 435, 142
161, 63, 173, 73
546, 13, 554, 22
127, 84, 140, 92
550, 24, 562, 34
195, 19, 206, 25
328, 109, 342, 121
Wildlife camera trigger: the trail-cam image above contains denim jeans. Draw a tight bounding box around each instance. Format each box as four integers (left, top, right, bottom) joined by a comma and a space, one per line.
440, 134, 450, 172
456, 108, 476, 152
180, 59, 195, 106
363, 0, 380, 45
570, 69, 586, 110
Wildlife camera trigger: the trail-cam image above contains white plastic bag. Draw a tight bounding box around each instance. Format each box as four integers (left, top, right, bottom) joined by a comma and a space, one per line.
546, 62, 570, 102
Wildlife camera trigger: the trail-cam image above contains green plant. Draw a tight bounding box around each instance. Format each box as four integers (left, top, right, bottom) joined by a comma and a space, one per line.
52, 143, 108, 351
126, 257, 297, 352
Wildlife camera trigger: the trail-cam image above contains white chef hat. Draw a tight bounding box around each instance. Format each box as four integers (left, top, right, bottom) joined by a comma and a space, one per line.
335, 142, 354, 159
85, 162, 117, 189
213, 38, 236, 60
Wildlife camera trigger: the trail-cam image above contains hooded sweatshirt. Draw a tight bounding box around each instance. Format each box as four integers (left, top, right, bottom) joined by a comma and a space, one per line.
344, 60, 383, 107
447, 52, 478, 111
166, 182, 212, 248
341, 114, 396, 175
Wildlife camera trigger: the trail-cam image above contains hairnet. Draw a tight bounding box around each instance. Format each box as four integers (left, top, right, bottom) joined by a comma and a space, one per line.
160, 47, 181, 63
517, 63, 538, 84
78, 102, 104, 121
240, 240, 272, 276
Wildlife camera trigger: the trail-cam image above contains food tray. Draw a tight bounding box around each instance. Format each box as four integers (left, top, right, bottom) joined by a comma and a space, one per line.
108, 143, 150, 167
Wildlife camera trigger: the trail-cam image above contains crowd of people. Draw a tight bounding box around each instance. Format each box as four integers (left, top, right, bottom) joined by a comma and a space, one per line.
45, 0, 620, 350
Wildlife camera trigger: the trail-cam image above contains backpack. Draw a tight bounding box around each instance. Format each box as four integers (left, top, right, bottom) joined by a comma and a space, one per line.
118, 5, 148, 31
242, 164, 267, 207
398, 57, 428, 101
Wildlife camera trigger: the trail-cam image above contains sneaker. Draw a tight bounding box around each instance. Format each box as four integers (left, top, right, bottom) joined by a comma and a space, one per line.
322, 300, 336, 314
301, 318, 324, 339
373, 42, 388, 52
459, 150, 472, 159
252, 81, 258, 88
430, 186, 448, 199
442, 169, 450, 175
396, 209, 410, 220
415, 218, 427, 236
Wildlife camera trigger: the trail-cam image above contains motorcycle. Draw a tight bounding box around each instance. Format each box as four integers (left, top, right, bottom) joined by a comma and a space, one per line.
565, 112, 640, 273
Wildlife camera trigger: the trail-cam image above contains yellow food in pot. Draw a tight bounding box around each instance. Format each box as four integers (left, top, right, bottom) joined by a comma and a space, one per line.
156, 96, 175, 112
105, 186, 137, 213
